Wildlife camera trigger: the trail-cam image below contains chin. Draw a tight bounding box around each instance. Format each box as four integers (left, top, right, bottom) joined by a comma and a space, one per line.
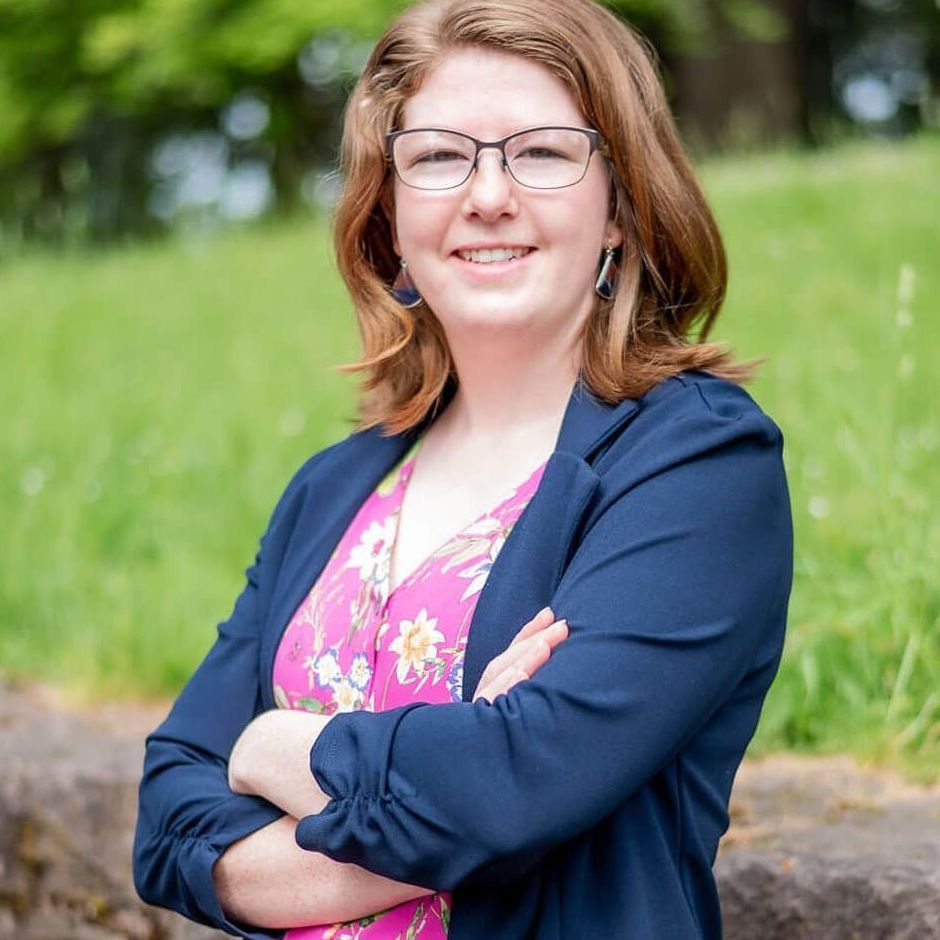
444, 305, 541, 334
433, 290, 541, 324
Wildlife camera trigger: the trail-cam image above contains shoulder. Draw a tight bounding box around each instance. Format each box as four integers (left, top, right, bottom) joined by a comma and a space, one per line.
263, 429, 366, 533
638, 370, 781, 439
595, 370, 787, 497
576, 373, 793, 583
281, 433, 356, 494
630, 369, 781, 451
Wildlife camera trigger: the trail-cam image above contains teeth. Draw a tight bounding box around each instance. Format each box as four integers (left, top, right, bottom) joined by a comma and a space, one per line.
458, 247, 531, 263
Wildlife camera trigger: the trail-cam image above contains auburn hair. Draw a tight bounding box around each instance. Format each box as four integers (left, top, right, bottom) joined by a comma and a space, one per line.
332, 0, 758, 435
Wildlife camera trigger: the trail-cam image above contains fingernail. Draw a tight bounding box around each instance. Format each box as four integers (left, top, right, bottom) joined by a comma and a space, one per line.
539, 606, 553, 618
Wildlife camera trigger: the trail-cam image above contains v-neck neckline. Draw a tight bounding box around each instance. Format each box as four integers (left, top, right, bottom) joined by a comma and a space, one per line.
383, 436, 547, 603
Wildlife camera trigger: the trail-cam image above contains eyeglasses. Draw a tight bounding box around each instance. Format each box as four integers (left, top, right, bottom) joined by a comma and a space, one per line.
385, 125, 604, 191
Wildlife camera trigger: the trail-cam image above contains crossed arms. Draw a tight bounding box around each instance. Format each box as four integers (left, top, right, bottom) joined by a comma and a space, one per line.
214, 610, 568, 929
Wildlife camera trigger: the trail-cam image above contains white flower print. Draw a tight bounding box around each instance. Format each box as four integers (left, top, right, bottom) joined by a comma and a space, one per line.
344, 517, 395, 584
389, 609, 445, 683
348, 653, 371, 691
333, 678, 364, 713
300, 656, 316, 690
308, 651, 341, 690
464, 516, 506, 539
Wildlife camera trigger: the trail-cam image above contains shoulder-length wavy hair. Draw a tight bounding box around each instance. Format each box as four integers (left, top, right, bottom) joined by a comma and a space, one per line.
333, 0, 758, 435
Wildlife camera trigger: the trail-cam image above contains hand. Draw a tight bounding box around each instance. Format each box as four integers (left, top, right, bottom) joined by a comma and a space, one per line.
228, 710, 333, 819
472, 606, 568, 703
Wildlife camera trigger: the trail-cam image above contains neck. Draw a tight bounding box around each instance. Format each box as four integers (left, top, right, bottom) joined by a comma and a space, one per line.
438, 337, 581, 447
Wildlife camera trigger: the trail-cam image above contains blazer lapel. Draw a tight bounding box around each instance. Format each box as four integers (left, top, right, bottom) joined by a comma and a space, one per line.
461, 378, 639, 700
461, 450, 600, 700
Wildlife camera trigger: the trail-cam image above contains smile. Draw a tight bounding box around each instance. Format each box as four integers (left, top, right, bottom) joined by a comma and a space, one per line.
455, 246, 535, 264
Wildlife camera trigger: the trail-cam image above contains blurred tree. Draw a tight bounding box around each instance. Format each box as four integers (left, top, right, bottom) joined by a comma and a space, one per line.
0, 0, 934, 246
794, 0, 940, 144
0, 0, 392, 242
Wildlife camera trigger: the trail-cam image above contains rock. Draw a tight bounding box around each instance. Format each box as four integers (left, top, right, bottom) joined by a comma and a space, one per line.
2, 682, 939, 938
716, 754, 940, 938
0, 681, 219, 939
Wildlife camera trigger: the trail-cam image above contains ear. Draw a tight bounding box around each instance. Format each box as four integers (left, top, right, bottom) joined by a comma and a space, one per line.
605, 223, 624, 251
605, 173, 626, 250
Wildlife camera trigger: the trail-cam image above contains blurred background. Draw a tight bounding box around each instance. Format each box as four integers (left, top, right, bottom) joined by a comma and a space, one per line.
1, 0, 938, 781
0, 0, 937, 244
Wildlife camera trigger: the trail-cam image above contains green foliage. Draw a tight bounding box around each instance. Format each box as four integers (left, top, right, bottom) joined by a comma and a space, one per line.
0, 0, 401, 146
717, 0, 788, 44
604, 0, 789, 56
76, 0, 397, 101
0, 0, 408, 240
0, 0, 784, 242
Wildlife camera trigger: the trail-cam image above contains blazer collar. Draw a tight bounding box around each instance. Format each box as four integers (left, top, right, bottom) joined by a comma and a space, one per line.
555, 374, 639, 462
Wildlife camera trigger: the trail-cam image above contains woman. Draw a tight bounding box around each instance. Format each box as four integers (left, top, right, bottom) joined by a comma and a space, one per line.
133, 0, 793, 937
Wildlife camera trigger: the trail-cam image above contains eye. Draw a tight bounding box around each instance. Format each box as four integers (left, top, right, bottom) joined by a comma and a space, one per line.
412, 150, 468, 165
517, 147, 566, 159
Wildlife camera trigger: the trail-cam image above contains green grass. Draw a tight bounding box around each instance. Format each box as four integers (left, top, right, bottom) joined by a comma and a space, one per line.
1, 133, 938, 781
0, 220, 362, 696
700, 135, 940, 781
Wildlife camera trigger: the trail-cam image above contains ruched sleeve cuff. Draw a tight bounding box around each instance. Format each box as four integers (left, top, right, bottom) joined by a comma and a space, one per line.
186, 833, 284, 940
308, 702, 428, 802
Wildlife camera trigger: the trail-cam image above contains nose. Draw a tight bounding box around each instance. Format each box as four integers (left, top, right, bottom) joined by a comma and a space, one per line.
462, 147, 518, 219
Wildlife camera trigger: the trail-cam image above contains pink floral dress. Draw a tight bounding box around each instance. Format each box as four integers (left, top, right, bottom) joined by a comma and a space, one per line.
272, 436, 548, 940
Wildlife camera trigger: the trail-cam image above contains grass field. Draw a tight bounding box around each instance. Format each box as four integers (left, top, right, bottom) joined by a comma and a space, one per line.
1, 133, 937, 780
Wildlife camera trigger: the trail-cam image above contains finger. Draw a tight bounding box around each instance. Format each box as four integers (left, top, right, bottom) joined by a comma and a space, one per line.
476, 664, 530, 703
540, 619, 568, 650
475, 624, 569, 702
508, 606, 556, 646
516, 627, 565, 673
513, 620, 568, 661
491, 621, 567, 680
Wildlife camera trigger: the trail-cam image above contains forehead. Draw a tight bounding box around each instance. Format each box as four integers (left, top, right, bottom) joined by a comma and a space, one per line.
400, 47, 586, 134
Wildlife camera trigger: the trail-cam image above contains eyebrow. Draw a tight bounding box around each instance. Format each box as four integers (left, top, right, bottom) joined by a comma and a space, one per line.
396, 123, 587, 136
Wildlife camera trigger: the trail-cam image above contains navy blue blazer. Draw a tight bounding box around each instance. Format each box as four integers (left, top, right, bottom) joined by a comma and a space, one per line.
134, 370, 793, 939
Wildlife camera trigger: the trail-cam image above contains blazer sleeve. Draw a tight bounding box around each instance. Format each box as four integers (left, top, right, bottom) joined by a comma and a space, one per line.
295, 390, 793, 890
132, 453, 325, 939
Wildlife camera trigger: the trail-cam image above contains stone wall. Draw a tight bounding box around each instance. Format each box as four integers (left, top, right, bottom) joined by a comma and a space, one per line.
1, 682, 938, 939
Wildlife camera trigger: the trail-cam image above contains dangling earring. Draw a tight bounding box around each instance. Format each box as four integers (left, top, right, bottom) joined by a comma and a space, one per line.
391, 259, 422, 308
594, 243, 619, 300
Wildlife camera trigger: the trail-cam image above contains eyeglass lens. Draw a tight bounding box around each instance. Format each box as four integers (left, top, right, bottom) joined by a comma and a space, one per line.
392, 128, 593, 190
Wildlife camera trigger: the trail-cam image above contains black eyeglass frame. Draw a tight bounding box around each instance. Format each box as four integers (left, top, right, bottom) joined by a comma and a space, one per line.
384, 125, 606, 191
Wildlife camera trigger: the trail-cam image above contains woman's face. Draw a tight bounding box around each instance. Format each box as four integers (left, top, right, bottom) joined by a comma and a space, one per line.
390, 47, 623, 353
